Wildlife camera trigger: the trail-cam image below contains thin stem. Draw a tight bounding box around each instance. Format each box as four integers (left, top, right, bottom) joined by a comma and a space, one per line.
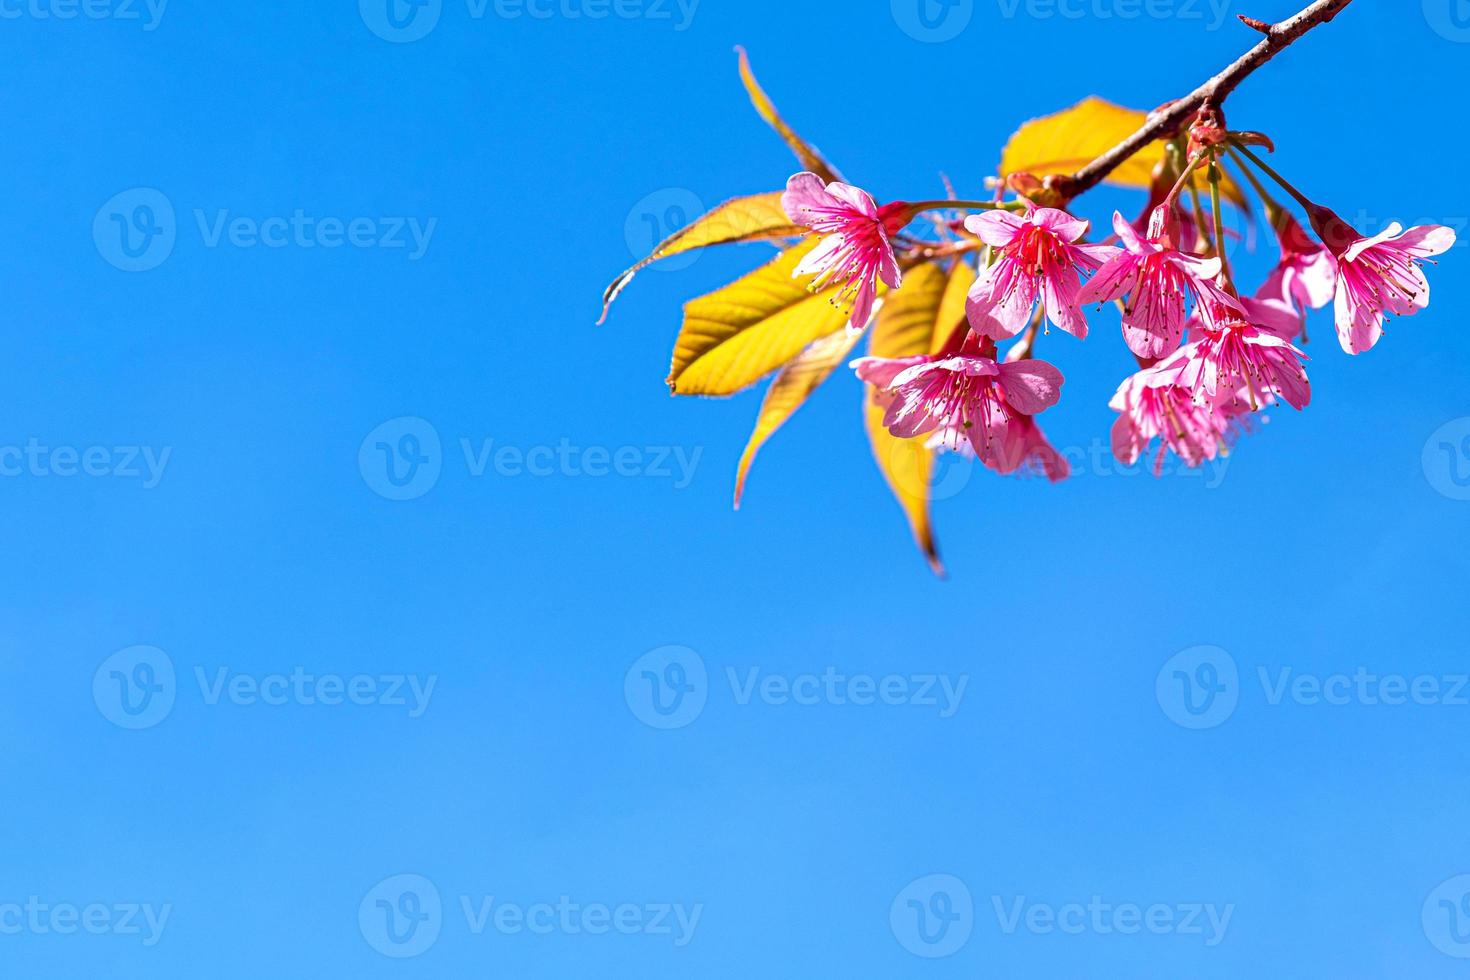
1163, 151, 1209, 207
1009, 306, 1045, 361
1231, 143, 1317, 212
1226, 147, 1282, 214
1068, 0, 1354, 196
1208, 158, 1234, 291
906, 239, 982, 262
1187, 178, 1213, 257
907, 200, 1023, 215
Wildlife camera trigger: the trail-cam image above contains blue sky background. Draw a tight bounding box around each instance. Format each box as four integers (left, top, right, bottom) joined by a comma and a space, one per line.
3, 1, 1470, 977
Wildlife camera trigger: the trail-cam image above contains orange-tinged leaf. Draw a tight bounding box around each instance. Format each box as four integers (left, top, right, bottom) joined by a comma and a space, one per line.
999, 97, 1244, 205
668, 239, 882, 397
733, 326, 864, 508
599, 192, 801, 323
736, 47, 840, 184
863, 261, 960, 576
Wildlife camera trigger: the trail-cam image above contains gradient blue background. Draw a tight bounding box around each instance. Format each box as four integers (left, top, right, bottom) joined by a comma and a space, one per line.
3, 0, 1469, 977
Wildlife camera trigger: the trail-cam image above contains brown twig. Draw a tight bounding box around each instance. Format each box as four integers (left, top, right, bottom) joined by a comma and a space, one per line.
1068, 0, 1354, 197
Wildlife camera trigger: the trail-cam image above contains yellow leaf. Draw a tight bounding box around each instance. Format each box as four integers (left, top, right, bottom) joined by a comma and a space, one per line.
669, 239, 881, 397
999, 96, 1244, 205
863, 261, 965, 577
865, 404, 942, 577
599, 192, 802, 324
733, 326, 864, 509
736, 47, 840, 184
932, 260, 974, 354
872, 261, 948, 359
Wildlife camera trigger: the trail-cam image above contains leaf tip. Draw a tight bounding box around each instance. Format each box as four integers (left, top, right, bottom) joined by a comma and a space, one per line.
733, 452, 755, 510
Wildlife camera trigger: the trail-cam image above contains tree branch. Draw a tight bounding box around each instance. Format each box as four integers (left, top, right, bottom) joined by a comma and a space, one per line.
1068, 0, 1354, 197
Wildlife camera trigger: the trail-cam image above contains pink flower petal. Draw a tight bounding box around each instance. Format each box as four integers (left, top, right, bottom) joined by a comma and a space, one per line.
997, 360, 1064, 414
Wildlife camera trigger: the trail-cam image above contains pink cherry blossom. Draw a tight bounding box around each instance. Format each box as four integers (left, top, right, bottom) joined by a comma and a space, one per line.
1238, 292, 1305, 342
1079, 207, 1238, 359
1175, 302, 1311, 412
964, 205, 1117, 341
1308, 209, 1457, 355
852, 339, 1065, 474
993, 415, 1070, 481
1259, 209, 1336, 317
782, 172, 903, 331
1109, 359, 1246, 475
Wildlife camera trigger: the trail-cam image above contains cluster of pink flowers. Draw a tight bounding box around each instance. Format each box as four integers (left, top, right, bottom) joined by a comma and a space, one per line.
852, 334, 1070, 480
780, 167, 1455, 480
